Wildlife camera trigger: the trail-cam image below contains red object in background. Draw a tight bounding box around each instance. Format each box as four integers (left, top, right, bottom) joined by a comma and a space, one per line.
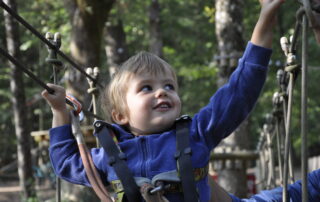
210, 173, 256, 196
211, 174, 218, 182
246, 174, 256, 196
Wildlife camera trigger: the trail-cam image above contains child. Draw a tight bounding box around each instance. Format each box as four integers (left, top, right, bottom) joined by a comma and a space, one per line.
42, 0, 303, 201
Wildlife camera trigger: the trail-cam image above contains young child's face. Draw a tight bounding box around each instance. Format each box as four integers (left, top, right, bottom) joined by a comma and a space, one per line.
123, 68, 181, 135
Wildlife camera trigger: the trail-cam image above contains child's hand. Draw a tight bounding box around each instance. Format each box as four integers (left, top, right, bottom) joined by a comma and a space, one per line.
259, 0, 285, 27
251, 0, 285, 48
41, 83, 67, 112
42, 84, 70, 127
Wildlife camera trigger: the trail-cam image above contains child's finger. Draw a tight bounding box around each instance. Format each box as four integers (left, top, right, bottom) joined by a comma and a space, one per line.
41, 89, 48, 98
46, 83, 59, 92
41, 84, 65, 101
260, 0, 285, 20
271, 0, 285, 7
46, 84, 66, 95
260, 0, 285, 6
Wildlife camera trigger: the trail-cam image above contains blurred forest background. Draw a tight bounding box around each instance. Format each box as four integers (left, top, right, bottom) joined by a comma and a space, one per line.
1, 0, 320, 201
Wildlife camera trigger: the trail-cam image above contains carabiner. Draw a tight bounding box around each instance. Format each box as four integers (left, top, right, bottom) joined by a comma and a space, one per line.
65, 94, 84, 122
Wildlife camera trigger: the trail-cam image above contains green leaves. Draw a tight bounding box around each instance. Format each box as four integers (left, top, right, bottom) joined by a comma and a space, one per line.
1, 0, 320, 160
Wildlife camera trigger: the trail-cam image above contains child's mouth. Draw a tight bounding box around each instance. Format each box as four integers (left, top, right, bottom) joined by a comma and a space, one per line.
153, 102, 171, 110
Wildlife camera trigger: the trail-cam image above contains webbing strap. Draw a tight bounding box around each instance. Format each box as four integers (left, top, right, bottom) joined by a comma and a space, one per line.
111, 165, 208, 194
94, 121, 142, 202
175, 115, 198, 202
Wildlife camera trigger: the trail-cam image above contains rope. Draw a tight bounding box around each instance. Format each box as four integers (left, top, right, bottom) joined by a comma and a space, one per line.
0, 46, 102, 121
0, 0, 103, 88
257, 3, 315, 201
86, 67, 101, 146
0, 46, 54, 94
282, 72, 295, 202
70, 113, 112, 202
301, 14, 309, 202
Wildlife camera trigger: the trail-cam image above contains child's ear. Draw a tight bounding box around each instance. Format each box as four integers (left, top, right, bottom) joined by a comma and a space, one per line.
112, 110, 129, 125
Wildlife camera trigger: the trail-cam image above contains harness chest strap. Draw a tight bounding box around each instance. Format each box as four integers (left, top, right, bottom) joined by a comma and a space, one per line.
94, 116, 200, 201
175, 115, 199, 202
94, 121, 142, 202
110, 165, 209, 194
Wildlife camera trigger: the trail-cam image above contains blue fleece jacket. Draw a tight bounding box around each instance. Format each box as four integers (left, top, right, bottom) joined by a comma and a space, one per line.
230, 168, 320, 202
49, 42, 273, 202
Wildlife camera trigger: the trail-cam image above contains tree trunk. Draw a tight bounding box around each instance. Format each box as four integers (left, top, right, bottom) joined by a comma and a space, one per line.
3, 0, 35, 199
214, 0, 249, 198
149, 0, 163, 57
64, 0, 115, 103
104, 19, 129, 77
58, 1, 115, 200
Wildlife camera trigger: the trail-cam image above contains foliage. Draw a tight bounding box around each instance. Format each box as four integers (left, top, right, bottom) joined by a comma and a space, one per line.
111, 0, 217, 115
0, 0, 69, 166
0, 64, 16, 165
243, 0, 320, 156
1, 0, 320, 169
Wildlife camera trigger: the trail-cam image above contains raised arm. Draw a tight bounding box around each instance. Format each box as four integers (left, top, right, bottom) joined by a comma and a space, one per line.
193, 0, 284, 149
251, 0, 285, 48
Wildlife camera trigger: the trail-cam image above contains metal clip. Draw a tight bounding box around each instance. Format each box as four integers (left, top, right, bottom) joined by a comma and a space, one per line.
65, 94, 84, 122
148, 182, 171, 195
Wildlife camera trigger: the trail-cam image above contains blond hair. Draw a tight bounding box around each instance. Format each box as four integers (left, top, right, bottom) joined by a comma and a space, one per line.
102, 51, 177, 122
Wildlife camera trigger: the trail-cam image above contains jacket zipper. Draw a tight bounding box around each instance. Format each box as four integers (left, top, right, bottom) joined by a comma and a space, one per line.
140, 137, 147, 177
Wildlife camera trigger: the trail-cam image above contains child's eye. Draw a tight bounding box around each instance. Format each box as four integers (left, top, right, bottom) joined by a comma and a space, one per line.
140, 85, 152, 92
164, 84, 175, 91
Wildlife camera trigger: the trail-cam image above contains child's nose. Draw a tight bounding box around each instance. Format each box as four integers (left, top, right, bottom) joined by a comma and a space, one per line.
155, 88, 167, 98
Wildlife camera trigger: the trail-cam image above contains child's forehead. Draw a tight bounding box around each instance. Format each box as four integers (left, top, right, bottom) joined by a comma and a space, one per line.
127, 66, 176, 80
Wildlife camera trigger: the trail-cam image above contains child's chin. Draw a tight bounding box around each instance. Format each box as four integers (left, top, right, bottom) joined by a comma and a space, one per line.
155, 120, 175, 131
155, 116, 173, 123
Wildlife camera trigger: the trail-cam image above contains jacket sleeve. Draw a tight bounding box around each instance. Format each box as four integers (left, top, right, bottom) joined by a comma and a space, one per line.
229, 169, 320, 202
191, 42, 272, 149
48, 124, 107, 186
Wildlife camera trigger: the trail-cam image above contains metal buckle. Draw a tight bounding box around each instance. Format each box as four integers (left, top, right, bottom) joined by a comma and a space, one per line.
148, 181, 171, 195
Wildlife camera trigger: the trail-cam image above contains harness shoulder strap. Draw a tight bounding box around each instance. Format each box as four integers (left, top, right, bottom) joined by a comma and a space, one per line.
175, 115, 199, 202
94, 121, 142, 202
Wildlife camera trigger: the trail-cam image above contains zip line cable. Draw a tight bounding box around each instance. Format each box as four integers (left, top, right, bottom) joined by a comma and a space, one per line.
0, 46, 54, 94
0, 0, 103, 88
0, 46, 104, 119
1, 0, 315, 201
0, 12, 108, 200
0, 0, 105, 118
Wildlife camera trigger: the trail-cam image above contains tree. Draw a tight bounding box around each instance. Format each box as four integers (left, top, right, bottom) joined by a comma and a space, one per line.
3, 0, 35, 199
63, 0, 115, 102
214, 0, 248, 197
104, 18, 129, 77
149, 0, 163, 57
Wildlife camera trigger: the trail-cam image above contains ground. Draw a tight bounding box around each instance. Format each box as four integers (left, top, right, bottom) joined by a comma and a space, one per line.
0, 175, 55, 202
0, 179, 21, 202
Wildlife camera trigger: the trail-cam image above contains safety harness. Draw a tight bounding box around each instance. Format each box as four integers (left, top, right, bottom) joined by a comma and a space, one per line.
94, 115, 204, 202
175, 116, 198, 202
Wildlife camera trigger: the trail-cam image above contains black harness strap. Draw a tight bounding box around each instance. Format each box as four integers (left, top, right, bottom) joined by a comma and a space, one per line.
175, 115, 199, 202
94, 121, 142, 202
94, 116, 199, 202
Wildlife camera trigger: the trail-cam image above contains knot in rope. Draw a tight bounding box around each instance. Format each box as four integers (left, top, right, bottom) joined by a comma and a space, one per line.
284, 64, 300, 74
87, 87, 99, 95
272, 92, 284, 119
45, 32, 63, 67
